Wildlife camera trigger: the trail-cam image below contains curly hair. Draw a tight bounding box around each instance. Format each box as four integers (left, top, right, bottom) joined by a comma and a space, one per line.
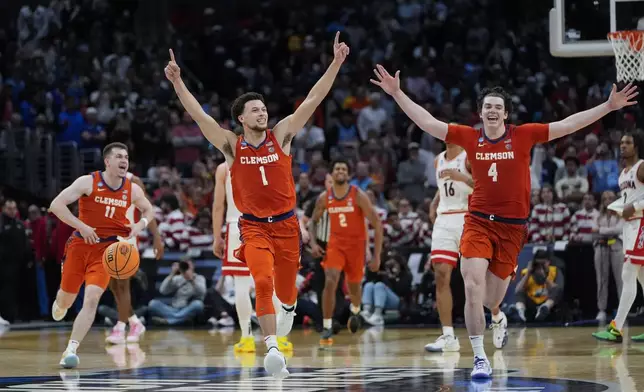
476, 86, 513, 117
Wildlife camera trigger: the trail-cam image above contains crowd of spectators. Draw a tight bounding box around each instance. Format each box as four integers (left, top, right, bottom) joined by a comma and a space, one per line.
0, 0, 643, 328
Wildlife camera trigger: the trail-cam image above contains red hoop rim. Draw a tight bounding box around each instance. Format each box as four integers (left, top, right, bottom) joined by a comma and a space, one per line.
607, 30, 644, 40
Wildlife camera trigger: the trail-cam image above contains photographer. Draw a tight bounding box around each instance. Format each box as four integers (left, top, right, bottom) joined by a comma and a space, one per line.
361, 251, 412, 326
512, 250, 564, 323
147, 258, 206, 325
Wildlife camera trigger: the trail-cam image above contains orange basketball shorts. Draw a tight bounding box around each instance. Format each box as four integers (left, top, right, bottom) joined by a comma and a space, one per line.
459, 213, 528, 279
322, 239, 366, 283
235, 212, 301, 313
60, 235, 114, 294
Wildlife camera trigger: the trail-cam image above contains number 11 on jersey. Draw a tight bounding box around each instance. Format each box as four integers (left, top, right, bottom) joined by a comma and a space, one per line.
488, 162, 498, 182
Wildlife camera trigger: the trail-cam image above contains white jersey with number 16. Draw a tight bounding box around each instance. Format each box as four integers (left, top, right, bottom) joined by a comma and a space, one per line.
435, 150, 472, 215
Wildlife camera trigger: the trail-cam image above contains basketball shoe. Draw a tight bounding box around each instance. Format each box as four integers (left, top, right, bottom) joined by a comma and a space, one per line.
234, 336, 256, 353
105, 324, 126, 345
276, 304, 296, 337
491, 312, 508, 349
264, 347, 289, 379
632, 332, 644, 342
319, 328, 333, 345
471, 356, 492, 379
126, 321, 146, 343
52, 301, 67, 322
592, 320, 623, 342
59, 349, 79, 369
424, 335, 460, 352
278, 336, 293, 352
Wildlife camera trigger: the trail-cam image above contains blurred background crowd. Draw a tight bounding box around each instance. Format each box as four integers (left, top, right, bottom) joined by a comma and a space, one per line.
0, 0, 642, 332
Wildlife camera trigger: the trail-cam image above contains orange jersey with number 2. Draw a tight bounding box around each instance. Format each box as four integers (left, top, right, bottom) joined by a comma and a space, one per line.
326, 185, 366, 241
445, 123, 549, 219
230, 130, 297, 218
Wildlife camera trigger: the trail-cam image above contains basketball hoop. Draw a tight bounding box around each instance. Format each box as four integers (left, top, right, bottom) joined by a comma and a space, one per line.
608, 31, 644, 82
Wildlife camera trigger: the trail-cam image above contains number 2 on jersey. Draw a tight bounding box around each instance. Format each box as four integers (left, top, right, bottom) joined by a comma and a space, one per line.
339, 213, 347, 227
488, 162, 498, 182
259, 166, 268, 186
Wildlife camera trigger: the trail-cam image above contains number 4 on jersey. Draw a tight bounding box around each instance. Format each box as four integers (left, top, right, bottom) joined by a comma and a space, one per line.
488, 162, 498, 182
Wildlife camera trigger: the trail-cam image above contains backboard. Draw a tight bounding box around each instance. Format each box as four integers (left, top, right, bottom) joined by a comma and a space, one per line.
550, 0, 644, 57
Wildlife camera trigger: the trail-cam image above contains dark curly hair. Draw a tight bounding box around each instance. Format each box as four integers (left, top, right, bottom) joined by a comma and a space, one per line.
230, 92, 265, 122
623, 129, 644, 160
476, 86, 513, 117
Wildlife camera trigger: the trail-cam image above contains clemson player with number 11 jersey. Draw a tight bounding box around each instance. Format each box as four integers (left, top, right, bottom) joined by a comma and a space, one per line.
309, 159, 383, 345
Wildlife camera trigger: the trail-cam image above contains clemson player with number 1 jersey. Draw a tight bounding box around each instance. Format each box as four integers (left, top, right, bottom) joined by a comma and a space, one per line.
166, 32, 350, 378
371, 62, 637, 378
309, 159, 383, 345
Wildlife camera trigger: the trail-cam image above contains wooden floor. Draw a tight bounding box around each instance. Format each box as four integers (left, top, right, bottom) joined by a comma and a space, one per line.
0, 325, 641, 391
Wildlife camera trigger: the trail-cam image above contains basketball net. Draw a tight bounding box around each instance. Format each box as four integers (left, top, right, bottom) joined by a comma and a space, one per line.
608, 30, 644, 82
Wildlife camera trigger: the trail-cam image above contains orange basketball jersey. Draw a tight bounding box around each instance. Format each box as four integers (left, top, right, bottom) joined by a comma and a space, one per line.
230, 130, 296, 218
79, 171, 133, 238
446, 123, 549, 219
326, 185, 366, 242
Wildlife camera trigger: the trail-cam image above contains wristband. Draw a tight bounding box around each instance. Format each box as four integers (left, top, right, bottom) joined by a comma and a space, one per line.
141, 217, 149, 227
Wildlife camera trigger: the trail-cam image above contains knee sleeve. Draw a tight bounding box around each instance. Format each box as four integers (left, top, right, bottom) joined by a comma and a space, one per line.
254, 274, 275, 316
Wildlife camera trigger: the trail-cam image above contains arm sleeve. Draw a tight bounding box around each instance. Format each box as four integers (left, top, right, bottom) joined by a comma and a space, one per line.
445, 124, 475, 148
516, 123, 550, 146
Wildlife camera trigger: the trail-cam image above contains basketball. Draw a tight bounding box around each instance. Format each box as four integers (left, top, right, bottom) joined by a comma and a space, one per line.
102, 241, 140, 279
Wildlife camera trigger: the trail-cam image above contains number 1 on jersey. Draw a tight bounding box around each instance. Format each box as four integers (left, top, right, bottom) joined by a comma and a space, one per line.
488, 162, 498, 182
259, 166, 268, 186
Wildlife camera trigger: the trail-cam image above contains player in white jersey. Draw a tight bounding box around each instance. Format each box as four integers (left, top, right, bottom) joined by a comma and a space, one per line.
594, 131, 644, 343
424, 144, 507, 352
105, 172, 164, 345
212, 163, 293, 354
424, 144, 472, 352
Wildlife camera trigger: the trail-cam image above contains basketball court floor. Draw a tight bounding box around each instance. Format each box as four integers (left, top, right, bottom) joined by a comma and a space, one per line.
0, 325, 641, 391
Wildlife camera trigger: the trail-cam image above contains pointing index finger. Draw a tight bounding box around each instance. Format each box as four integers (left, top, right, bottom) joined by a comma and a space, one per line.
169, 49, 176, 63
334, 31, 340, 46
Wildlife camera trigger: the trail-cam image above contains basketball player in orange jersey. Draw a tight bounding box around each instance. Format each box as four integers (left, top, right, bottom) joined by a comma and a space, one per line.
48, 142, 156, 369
371, 64, 638, 378
165, 32, 349, 378
309, 159, 384, 345
105, 172, 164, 345
212, 161, 293, 354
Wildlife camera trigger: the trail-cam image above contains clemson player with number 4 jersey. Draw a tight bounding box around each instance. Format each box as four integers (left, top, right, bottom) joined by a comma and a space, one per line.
166, 33, 350, 378
371, 62, 638, 379
309, 159, 383, 345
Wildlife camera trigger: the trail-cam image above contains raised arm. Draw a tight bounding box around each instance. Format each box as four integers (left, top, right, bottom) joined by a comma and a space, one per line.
548, 83, 638, 141
165, 49, 237, 158
356, 189, 383, 271
211, 163, 227, 257
48, 175, 99, 243
274, 32, 349, 148
370, 64, 448, 140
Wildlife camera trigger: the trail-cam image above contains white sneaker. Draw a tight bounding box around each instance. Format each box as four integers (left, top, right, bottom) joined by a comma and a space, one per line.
596, 311, 607, 323
276, 304, 296, 337
218, 315, 236, 328
366, 313, 384, 326
360, 310, 372, 320
105, 327, 126, 345
471, 356, 492, 379
52, 301, 67, 322
424, 334, 460, 352
263, 347, 289, 379
0, 315, 9, 326
491, 312, 508, 349
59, 349, 79, 369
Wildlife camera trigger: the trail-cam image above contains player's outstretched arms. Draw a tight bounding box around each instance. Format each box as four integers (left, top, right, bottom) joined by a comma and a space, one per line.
370, 64, 448, 140
165, 49, 236, 156
48, 175, 99, 244
274, 32, 349, 147
548, 83, 638, 141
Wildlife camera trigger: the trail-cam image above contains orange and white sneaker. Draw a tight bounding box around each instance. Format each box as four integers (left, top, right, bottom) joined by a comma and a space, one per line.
105, 326, 126, 345
126, 322, 146, 343
234, 336, 256, 353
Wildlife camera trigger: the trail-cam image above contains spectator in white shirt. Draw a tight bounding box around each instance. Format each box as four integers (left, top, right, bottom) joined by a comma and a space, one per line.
555, 156, 589, 210
357, 92, 388, 140
158, 194, 187, 250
